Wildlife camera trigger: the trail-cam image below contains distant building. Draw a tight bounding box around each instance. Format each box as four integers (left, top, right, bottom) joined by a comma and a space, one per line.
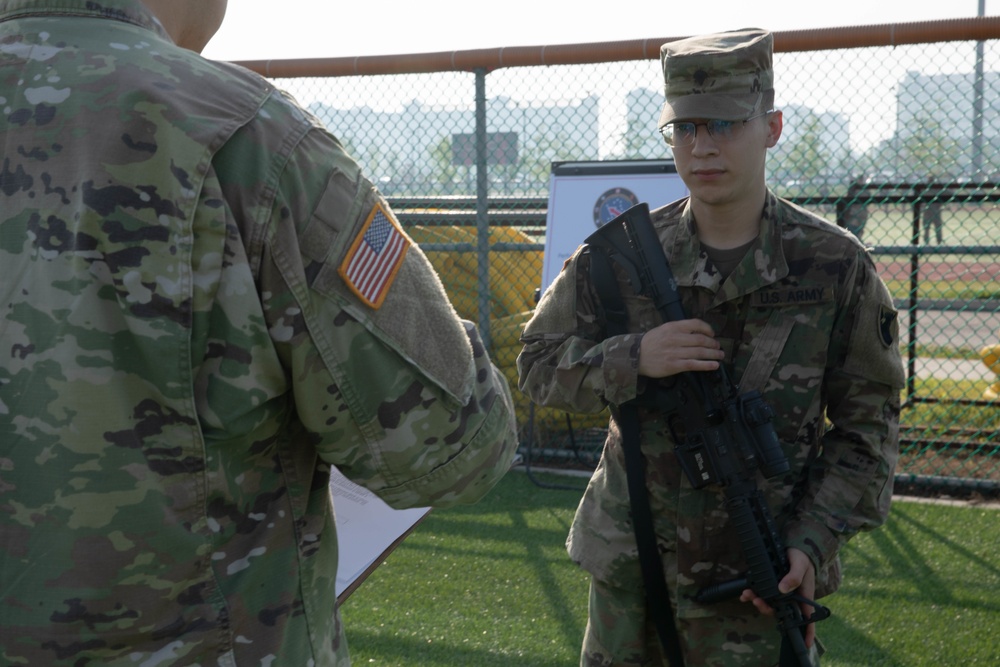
893, 70, 1000, 179
624, 88, 669, 160
896, 70, 1000, 143
308, 95, 600, 194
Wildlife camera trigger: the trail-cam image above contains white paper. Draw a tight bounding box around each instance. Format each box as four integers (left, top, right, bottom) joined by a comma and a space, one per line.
330, 466, 431, 598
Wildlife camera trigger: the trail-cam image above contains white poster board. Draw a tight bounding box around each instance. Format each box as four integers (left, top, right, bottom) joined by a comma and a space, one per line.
541, 160, 688, 295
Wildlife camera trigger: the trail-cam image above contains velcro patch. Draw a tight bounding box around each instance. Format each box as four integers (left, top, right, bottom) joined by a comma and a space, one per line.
338, 203, 410, 309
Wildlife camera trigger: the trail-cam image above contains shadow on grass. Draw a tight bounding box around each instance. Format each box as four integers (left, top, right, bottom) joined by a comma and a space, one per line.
817, 613, 906, 667
891, 504, 1000, 579
849, 502, 1000, 611
824, 501, 1000, 665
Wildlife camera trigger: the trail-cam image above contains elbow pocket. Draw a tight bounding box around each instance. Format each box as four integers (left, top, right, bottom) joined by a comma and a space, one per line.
378, 387, 515, 508
811, 449, 880, 534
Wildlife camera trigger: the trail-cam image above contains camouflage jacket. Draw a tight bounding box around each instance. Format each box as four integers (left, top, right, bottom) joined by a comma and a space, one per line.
518, 193, 904, 619
0, 1, 517, 665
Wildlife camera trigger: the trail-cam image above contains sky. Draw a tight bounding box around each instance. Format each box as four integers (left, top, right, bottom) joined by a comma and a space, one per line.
203, 0, 992, 62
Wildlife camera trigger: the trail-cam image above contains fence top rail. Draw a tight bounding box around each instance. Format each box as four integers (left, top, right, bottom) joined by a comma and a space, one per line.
388, 196, 547, 210
234, 17, 1000, 79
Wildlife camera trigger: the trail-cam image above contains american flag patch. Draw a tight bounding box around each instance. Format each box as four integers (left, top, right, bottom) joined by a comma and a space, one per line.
338, 203, 410, 309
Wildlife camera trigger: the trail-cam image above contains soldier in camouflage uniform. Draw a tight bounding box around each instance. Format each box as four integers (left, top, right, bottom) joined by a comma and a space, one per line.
518, 29, 904, 666
0, 1, 518, 665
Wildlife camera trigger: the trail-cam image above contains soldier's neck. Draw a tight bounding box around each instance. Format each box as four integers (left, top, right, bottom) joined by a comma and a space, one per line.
690, 186, 766, 250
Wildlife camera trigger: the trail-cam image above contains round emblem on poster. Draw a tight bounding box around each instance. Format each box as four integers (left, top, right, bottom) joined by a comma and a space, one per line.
593, 187, 639, 227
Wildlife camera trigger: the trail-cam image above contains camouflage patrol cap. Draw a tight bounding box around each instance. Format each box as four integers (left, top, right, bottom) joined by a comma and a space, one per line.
658, 28, 774, 127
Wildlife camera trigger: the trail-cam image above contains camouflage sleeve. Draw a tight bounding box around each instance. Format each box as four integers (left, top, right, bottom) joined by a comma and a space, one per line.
782, 249, 904, 572
219, 92, 517, 509
517, 246, 643, 412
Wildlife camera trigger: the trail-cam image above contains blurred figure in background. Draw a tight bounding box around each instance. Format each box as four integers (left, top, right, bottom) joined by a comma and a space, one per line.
923, 198, 945, 245
843, 175, 869, 240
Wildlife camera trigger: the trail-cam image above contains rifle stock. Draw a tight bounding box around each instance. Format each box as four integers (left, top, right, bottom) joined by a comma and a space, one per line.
584, 203, 830, 667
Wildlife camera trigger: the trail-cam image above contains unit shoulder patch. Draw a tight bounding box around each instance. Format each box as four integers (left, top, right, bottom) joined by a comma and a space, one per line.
878, 305, 898, 348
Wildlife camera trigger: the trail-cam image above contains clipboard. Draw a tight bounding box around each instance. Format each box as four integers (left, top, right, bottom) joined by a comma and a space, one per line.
331, 466, 432, 604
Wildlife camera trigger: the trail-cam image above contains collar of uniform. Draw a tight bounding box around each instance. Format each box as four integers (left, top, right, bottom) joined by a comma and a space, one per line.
666, 200, 720, 292
666, 190, 790, 304
0, 0, 169, 41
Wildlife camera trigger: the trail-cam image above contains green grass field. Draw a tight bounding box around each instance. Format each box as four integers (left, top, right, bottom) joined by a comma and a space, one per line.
338, 471, 1000, 666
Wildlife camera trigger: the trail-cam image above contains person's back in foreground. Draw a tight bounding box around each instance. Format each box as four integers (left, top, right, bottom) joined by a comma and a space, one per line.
518, 28, 904, 666
0, 1, 518, 664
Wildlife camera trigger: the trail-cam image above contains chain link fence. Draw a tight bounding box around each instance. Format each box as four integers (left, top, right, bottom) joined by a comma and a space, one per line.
247, 20, 1000, 495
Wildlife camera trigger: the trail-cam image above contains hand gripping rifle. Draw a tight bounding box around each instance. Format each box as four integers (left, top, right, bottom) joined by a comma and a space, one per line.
583, 203, 830, 667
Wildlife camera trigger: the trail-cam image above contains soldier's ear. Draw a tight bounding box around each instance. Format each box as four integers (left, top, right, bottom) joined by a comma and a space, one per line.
764, 110, 783, 148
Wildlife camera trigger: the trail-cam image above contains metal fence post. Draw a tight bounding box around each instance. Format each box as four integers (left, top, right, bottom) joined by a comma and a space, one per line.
972, 0, 986, 177
474, 67, 491, 351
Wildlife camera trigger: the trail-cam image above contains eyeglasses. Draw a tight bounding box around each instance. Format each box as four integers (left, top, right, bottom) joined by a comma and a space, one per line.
660, 111, 771, 147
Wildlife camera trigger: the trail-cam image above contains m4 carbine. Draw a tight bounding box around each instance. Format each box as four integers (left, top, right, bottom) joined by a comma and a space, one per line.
584, 202, 830, 667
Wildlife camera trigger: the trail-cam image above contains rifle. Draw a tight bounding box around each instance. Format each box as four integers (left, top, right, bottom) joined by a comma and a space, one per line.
583, 202, 830, 667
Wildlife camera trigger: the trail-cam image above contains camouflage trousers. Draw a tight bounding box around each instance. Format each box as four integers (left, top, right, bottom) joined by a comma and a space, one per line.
580, 577, 823, 667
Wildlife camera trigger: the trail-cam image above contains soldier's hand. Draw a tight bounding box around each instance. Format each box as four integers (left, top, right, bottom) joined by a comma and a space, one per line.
637, 319, 724, 378
739, 547, 818, 648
